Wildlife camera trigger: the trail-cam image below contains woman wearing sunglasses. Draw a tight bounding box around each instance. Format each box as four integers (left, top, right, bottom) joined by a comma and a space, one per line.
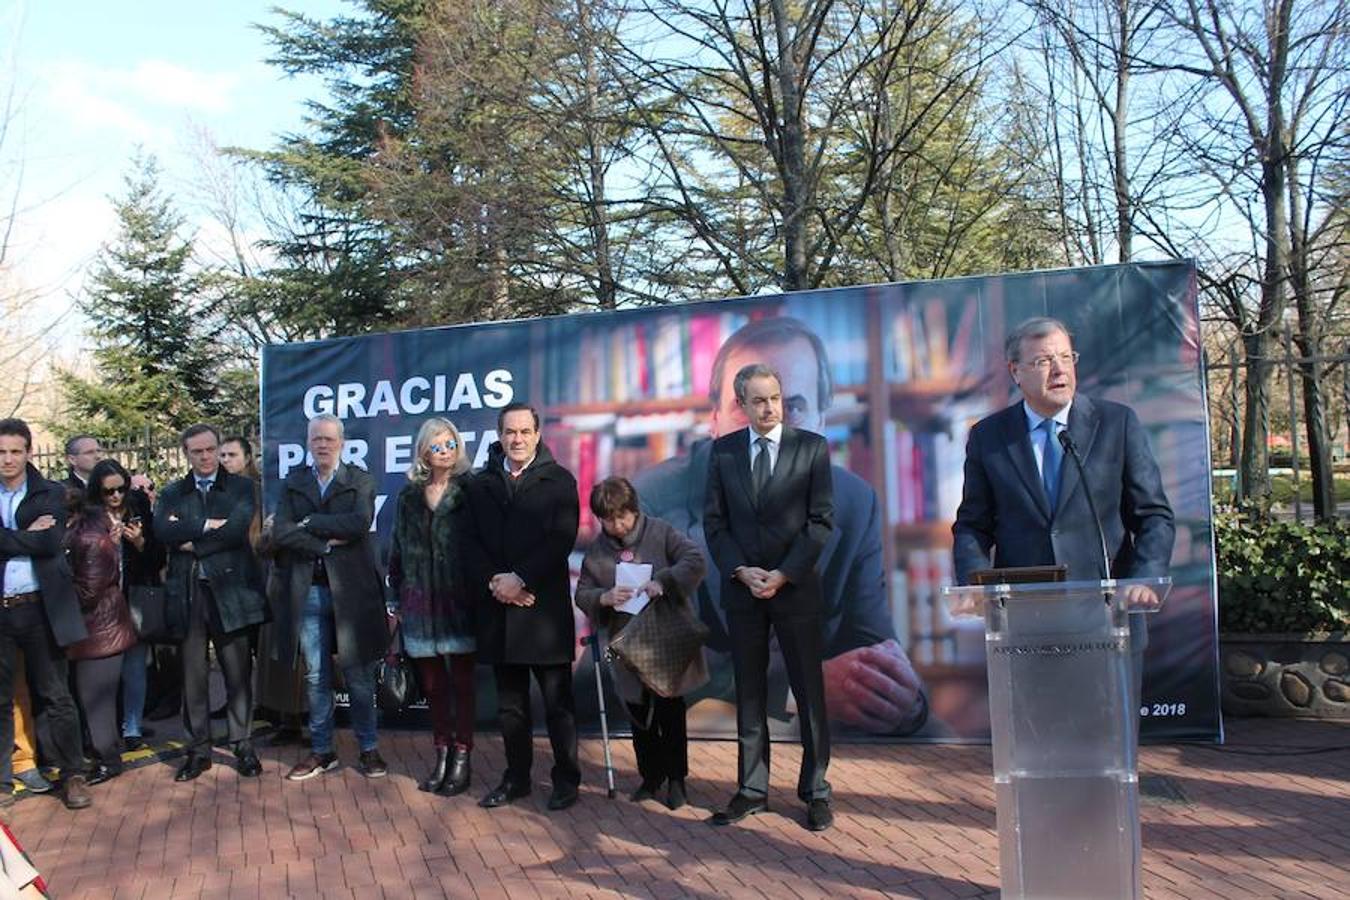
388, 417, 478, 796
64, 459, 145, 784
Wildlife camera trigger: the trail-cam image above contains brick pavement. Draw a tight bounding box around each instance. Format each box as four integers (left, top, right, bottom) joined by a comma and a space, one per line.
3, 717, 1346, 898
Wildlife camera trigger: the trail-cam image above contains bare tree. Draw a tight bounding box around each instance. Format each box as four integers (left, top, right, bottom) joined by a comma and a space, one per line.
0, 16, 69, 417
620, 0, 1020, 292
1013, 0, 1179, 264
1151, 0, 1349, 509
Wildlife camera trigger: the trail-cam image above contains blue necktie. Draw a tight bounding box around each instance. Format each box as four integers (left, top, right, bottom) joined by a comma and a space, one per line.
1039, 419, 1062, 510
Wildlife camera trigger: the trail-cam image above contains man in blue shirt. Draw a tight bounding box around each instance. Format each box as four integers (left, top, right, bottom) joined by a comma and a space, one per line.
0, 418, 92, 810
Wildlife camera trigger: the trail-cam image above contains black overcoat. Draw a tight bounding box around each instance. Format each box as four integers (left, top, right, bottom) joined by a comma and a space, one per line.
268, 463, 388, 669
461, 442, 579, 666
154, 468, 267, 636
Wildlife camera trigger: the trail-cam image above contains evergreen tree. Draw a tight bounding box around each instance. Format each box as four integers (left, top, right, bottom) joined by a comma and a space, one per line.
234, 0, 429, 337
59, 155, 222, 439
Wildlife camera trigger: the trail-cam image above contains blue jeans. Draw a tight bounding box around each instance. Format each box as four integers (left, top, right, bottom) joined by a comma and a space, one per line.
120, 642, 148, 738
300, 586, 379, 754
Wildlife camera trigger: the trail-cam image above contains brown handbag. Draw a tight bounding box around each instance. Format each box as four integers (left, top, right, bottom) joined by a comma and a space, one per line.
606, 591, 710, 698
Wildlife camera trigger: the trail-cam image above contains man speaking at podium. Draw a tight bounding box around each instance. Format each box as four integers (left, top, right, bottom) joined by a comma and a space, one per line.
952, 317, 1175, 628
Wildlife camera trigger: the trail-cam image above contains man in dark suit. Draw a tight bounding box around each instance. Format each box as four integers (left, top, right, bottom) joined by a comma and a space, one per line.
952, 316, 1175, 613
155, 423, 268, 781
704, 364, 835, 832
0, 418, 91, 810
634, 317, 926, 736
270, 414, 390, 781
462, 403, 581, 812
62, 434, 103, 496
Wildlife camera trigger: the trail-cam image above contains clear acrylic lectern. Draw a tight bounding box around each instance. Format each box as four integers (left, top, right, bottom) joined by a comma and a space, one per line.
941, 578, 1171, 900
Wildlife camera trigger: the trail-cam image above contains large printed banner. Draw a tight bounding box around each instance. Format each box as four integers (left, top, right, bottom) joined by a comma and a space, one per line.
261, 261, 1220, 742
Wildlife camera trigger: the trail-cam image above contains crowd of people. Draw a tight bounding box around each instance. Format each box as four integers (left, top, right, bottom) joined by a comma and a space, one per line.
0, 364, 842, 833
0, 315, 1175, 886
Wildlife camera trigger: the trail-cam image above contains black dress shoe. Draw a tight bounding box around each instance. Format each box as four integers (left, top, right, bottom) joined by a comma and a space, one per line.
86, 763, 124, 786
479, 780, 531, 808
629, 778, 662, 803
666, 779, 687, 811
62, 774, 92, 810
235, 748, 263, 778
805, 799, 834, 832
546, 784, 579, 811
710, 793, 767, 825
174, 754, 213, 782
122, 736, 148, 753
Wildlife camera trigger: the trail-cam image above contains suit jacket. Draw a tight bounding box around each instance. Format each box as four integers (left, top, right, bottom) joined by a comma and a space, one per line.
461, 441, 579, 666
635, 439, 892, 654
269, 463, 388, 669
952, 395, 1175, 584
155, 468, 267, 636
0, 465, 86, 647
703, 426, 834, 617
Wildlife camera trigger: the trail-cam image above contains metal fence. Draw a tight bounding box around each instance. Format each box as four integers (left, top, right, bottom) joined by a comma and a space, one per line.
1203, 344, 1350, 520
30, 433, 260, 486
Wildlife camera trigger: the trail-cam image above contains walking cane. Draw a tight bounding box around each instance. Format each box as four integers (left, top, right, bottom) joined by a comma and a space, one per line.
589, 632, 617, 799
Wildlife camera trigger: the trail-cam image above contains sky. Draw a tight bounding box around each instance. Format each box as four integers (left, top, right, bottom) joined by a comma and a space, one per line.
3, 0, 348, 352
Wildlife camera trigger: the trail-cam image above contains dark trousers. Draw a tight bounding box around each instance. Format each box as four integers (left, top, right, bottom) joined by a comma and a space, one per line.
416, 654, 476, 750
494, 663, 579, 789
74, 654, 124, 766
0, 602, 84, 790
628, 694, 687, 783
182, 582, 253, 753
728, 605, 831, 802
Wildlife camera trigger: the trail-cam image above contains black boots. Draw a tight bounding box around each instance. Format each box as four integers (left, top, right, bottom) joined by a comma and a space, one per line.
437, 746, 471, 796
418, 745, 470, 795
419, 746, 450, 793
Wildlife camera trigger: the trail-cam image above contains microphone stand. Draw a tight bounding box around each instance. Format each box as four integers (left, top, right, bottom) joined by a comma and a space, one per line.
1058, 430, 1113, 598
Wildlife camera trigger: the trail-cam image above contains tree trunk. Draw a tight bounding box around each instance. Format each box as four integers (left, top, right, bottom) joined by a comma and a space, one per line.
578, 0, 617, 309
771, 0, 809, 291
1112, 0, 1132, 262
1238, 328, 1273, 503
1239, 1, 1293, 508
1285, 150, 1336, 520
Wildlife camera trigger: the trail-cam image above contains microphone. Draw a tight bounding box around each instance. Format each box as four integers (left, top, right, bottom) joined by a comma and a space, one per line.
1058, 429, 1111, 582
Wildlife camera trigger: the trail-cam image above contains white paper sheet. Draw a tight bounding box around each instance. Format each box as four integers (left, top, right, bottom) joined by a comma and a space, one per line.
614, 562, 653, 615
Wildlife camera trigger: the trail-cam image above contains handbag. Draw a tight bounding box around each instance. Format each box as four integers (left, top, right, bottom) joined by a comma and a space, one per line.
376, 627, 421, 712
607, 591, 710, 698
128, 584, 172, 642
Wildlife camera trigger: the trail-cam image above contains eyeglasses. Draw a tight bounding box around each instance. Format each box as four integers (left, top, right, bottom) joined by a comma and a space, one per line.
1021, 351, 1079, 372
103, 485, 127, 497
429, 441, 458, 453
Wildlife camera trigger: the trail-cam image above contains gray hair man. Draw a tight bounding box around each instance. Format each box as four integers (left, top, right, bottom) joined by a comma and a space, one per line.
270, 413, 391, 781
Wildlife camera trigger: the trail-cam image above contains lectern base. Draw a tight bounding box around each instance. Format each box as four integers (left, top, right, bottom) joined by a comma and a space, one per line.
996, 770, 1141, 899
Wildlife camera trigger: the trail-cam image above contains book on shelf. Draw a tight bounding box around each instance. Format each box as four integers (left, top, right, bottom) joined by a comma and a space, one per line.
881, 401, 980, 525
546, 310, 751, 407
886, 296, 980, 383
900, 546, 969, 666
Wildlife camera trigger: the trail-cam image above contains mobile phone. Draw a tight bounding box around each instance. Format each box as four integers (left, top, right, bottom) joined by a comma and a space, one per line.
128, 516, 142, 526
